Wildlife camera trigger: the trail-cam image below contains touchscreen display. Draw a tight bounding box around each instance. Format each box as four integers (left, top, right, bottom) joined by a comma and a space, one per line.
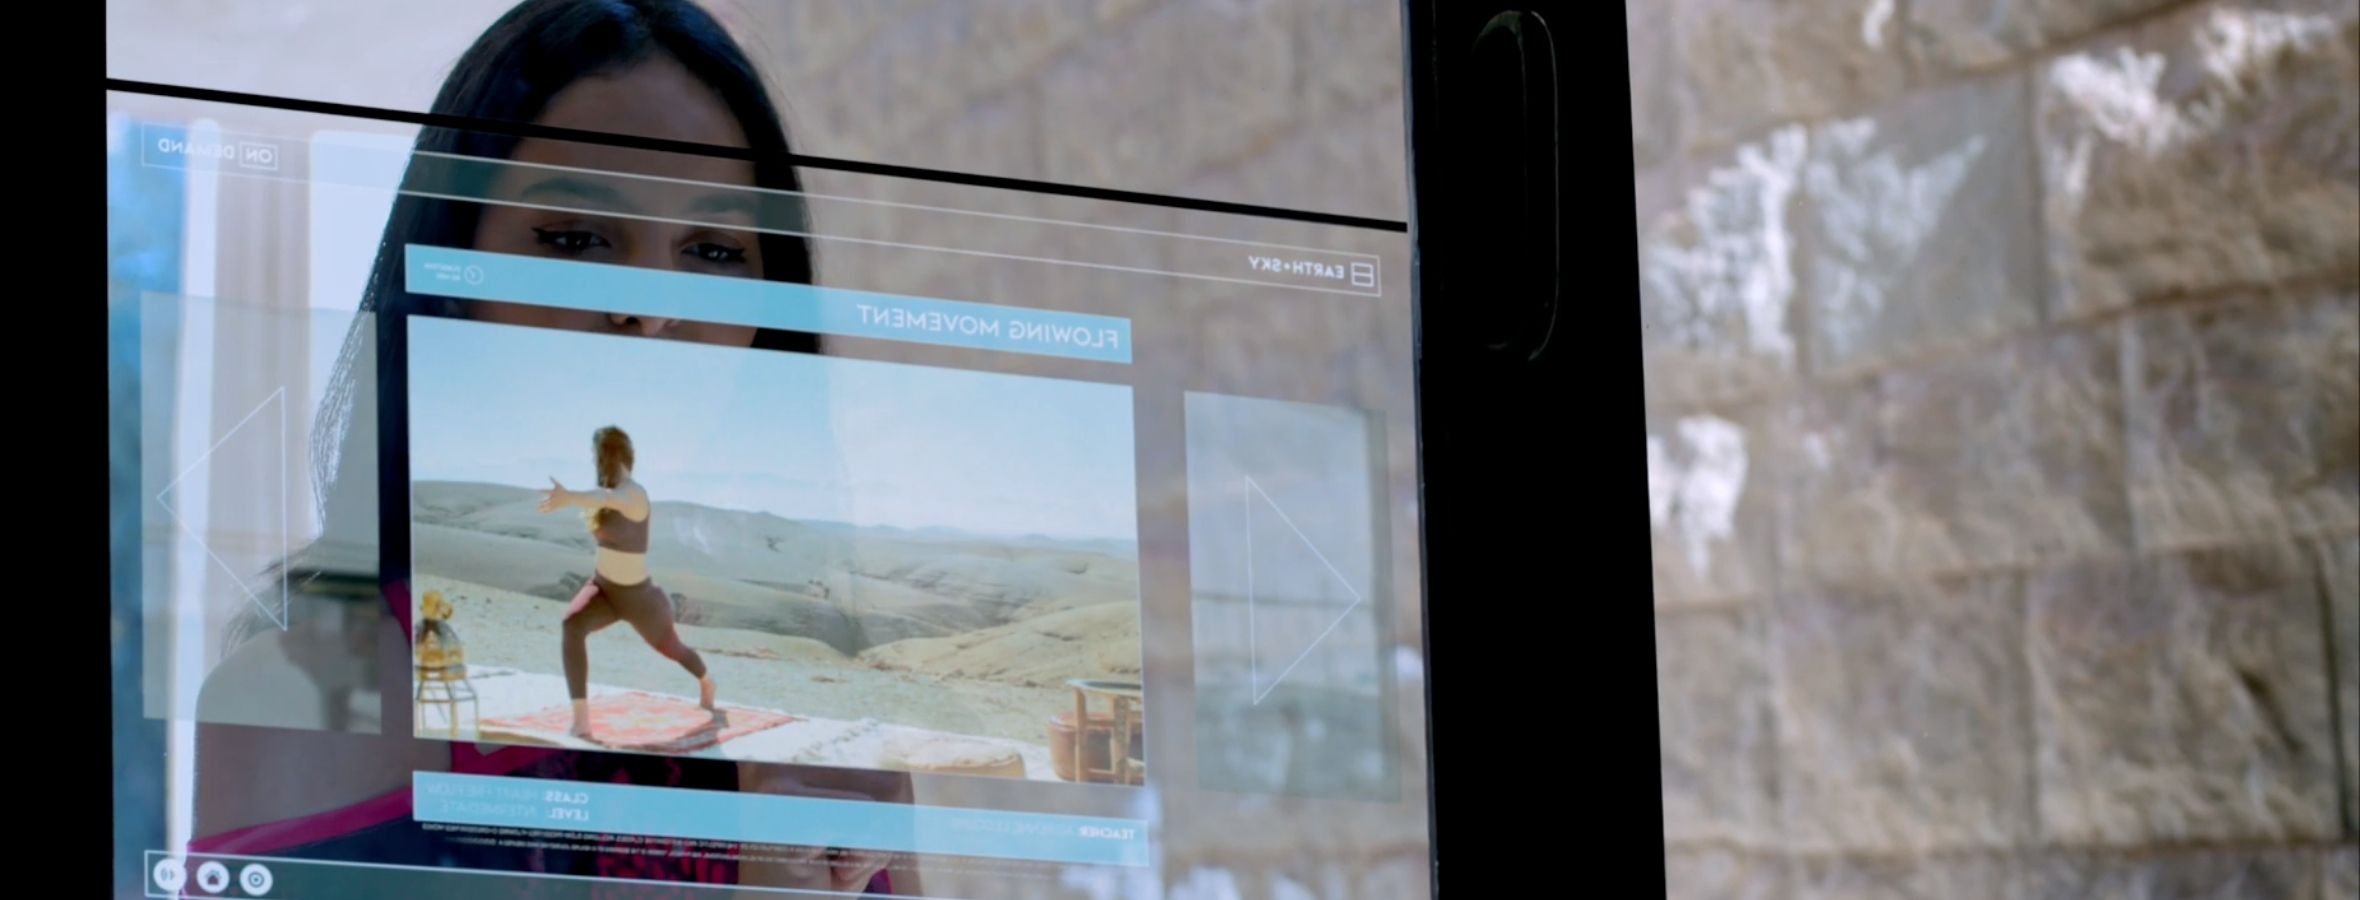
107, 3, 1425, 897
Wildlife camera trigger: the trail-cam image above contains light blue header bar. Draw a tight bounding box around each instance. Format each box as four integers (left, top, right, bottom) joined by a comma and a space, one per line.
414, 771, 1152, 868
405, 245, 1132, 364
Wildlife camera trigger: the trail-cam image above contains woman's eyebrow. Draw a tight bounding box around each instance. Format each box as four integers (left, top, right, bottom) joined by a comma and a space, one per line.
510, 174, 771, 226
516, 176, 638, 215
685, 191, 760, 220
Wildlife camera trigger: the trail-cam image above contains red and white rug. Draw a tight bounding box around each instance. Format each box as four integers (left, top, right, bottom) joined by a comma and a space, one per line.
480, 691, 793, 755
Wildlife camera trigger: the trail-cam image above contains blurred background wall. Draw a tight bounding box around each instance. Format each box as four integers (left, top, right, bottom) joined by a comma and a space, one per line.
1631, 0, 2359, 896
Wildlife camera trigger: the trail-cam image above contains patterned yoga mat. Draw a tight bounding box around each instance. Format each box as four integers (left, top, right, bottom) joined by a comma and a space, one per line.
480, 692, 792, 755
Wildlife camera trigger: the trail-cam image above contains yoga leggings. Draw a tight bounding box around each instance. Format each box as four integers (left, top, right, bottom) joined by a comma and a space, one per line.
564, 574, 706, 700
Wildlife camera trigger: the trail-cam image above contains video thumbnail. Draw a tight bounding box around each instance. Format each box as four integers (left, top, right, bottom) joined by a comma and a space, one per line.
406, 316, 1145, 785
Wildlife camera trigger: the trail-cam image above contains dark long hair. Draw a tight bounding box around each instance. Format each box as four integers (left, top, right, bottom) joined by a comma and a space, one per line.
260, 0, 817, 650
592, 426, 635, 529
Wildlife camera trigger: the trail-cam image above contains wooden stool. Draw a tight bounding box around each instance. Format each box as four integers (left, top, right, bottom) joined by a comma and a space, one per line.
412, 591, 477, 737
414, 662, 478, 738
1066, 679, 1145, 785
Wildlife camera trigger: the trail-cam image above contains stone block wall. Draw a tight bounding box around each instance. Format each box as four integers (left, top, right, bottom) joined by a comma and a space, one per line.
1634, 0, 2360, 896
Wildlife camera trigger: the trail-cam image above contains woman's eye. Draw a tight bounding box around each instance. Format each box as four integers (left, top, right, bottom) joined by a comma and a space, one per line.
532, 227, 610, 254
686, 242, 747, 265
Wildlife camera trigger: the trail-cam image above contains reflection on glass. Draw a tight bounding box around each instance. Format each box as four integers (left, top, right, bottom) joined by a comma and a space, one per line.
111, 0, 1430, 896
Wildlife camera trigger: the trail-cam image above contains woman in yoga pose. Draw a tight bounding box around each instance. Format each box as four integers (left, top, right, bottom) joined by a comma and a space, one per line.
539, 425, 714, 736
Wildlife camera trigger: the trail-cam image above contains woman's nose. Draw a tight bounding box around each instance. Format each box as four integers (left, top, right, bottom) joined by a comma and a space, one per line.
607, 313, 677, 336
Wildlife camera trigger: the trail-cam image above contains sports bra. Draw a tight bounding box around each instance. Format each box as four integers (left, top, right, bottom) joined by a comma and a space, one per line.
594, 505, 650, 553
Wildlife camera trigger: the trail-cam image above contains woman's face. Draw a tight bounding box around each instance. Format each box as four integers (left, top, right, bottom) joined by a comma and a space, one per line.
469, 54, 765, 347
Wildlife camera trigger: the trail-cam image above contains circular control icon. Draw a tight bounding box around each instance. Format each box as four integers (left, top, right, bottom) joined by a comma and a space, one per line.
196, 860, 233, 894
152, 858, 188, 893
462, 265, 484, 285
239, 863, 275, 896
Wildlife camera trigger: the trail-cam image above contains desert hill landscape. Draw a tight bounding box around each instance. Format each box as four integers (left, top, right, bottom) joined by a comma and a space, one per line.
409, 480, 1143, 747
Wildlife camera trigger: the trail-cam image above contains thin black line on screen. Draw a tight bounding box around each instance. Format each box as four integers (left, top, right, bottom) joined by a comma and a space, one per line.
105, 78, 1412, 233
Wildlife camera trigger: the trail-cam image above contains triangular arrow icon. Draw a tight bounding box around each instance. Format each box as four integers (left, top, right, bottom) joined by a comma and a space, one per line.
1245, 475, 1365, 705
156, 387, 289, 629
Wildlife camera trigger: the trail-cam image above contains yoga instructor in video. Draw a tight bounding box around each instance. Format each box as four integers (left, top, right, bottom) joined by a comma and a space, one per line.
538, 425, 716, 736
